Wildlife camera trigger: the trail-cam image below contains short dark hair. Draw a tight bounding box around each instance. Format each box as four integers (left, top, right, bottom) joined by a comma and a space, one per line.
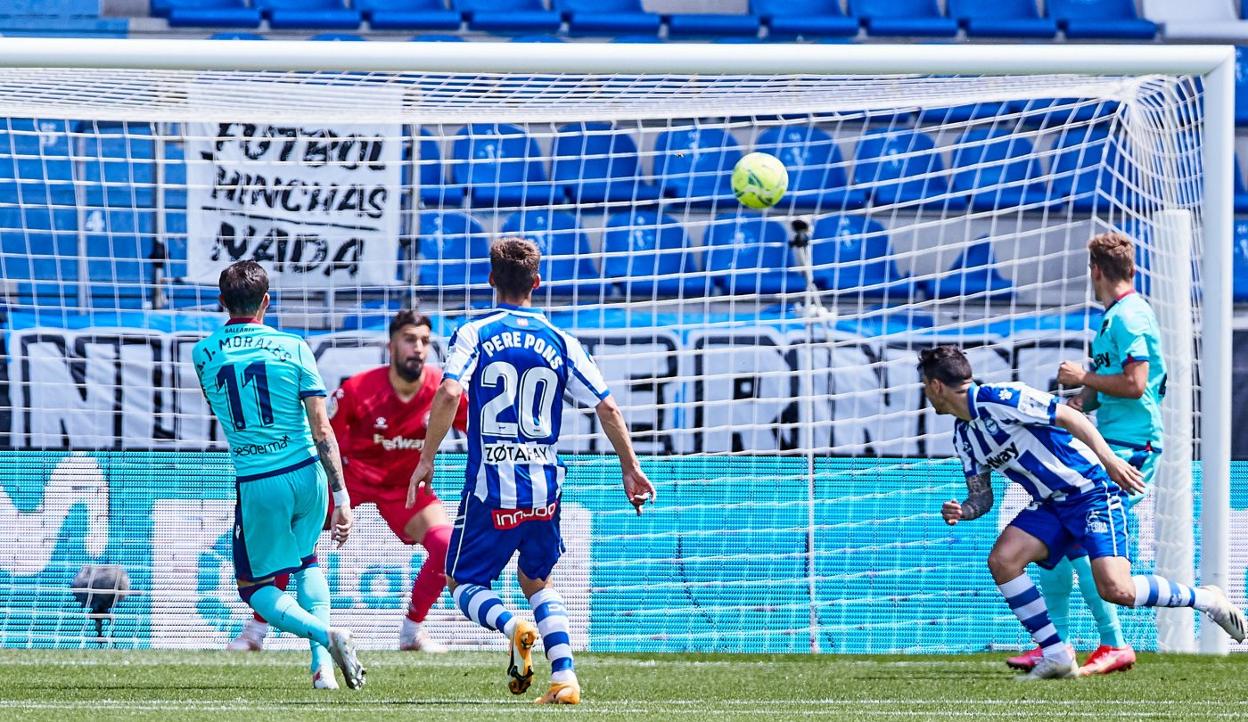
1087, 231, 1135, 283
389, 309, 432, 338
917, 345, 973, 386
218, 261, 268, 316
490, 236, 540, 299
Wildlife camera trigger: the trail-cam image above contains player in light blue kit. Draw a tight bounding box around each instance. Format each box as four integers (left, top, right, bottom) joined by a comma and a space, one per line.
408, 237, 657, 705
192, 261, 365, 690
1008, 232, 1168, 675
921, 345, 1245, 681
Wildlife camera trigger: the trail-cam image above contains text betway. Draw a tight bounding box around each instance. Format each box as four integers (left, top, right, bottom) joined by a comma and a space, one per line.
492, 501, 558, 530
480, 331, 564, 370
373, 434, 423, 451
483, 442, 557, 465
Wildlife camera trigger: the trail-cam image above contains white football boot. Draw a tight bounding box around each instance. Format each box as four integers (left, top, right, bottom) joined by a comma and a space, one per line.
1016, 646, 1076, 682
399, 621, 448, 653
312, 666, 339, 690
1200, 585, 1248, 642
327, 629, 366, 690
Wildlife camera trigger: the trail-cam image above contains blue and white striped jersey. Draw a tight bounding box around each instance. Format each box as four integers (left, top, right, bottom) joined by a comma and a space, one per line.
443, 303, 611, 510
953, 382, 1111, 503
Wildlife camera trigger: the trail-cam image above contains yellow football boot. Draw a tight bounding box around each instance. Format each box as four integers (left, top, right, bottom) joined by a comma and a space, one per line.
507, 620, 538, 695
534, 679, 581, 705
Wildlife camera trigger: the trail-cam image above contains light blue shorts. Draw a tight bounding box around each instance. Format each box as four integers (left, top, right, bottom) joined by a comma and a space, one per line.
232, 457, 328, 582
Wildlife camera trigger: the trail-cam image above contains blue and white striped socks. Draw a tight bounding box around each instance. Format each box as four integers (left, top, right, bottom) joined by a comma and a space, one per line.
453, 584, 517, 638
530, 588, 575, 683
1131, 575, 1215, 610
998, 574, 1070, 662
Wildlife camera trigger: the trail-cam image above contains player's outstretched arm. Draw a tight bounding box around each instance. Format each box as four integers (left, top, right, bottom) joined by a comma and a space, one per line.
304, 395, 352, 547
594, 396, 656, 515
1054, 403, 1144, 494
407, 379, 463, 509
943, 471, 993, 526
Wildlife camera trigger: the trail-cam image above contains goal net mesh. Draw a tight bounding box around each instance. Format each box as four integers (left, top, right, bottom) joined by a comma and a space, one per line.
0, 64, 1211, 654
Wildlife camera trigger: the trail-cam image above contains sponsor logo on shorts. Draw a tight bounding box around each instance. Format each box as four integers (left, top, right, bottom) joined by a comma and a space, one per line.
1086, 509, 1109, 535
483, 442, 557, 465
492, 501, 558, 530
373, 434, 424, 451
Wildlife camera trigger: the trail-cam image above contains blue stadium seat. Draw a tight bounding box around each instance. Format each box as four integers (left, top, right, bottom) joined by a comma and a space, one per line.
752, 0, 859, 39
1235, 154, 1248, 214
416, 210, 490, 289
848, 0, 958, 37
410, 33, 465, 40
498, 210, 605, 296
754, 125, 865, 211
1236, 220, 1248, 302
254, 0, 361, 30
82, 208, 154, 308
1010, 97, 1119, 126
1237, 48, 1248, 127
509, 34, 565, 41
309, 32, 366, 40
1047, 0, 1155, 39
0, 118, 74, 204
653, 127, 743, 208
162, 0, 262, 28
552, 122, 659, 204
917, 103, 1009, 124
925, 238, 1015, 300
556, 0, 660, 35
0, 206, 79, 308
453, 0, 562, 33
852, 128, 966, 210
417, 128, 464, 207
208, 31, 266, 39
950, 128, 1048, 211
602, 209, 703, 296
949, 0, 1056, 37
450, 124, 561, 206
704, 214, 804, 295
666, 12, 760, 38
79, 123, 157, 208
810, 215, 914, 300
1047, 125, 1128, 212
610, 33, 665, 42
357, 0, 462, 31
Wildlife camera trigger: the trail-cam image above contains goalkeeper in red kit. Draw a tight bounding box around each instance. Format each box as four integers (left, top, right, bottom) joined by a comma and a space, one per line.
228, 310, 468, 653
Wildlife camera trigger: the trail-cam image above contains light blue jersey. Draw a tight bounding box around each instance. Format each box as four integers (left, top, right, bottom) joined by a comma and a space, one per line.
443, 304, 610, 510
192, 319, 327, 480
1090, 291, 1166, 450
954, 382, 1112, 503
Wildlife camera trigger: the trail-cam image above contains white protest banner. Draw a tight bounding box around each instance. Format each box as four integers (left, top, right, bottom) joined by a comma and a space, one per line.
184, 110, 402, 287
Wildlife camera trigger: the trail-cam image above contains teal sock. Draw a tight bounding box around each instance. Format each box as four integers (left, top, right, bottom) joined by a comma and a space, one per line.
247, 584, 330, 648
1035, 559, 1074, 641
1071, 555, 1126, 648
294, 567, 334, 672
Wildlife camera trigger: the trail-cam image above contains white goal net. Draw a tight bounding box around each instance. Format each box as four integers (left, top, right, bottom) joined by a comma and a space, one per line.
0, 41, 1229, 655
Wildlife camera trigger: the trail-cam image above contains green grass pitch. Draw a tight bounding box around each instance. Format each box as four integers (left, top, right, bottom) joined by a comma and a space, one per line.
1, 650, 1246, 721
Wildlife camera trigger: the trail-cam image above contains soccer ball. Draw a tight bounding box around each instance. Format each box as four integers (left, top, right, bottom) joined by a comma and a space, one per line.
731, 152, 788, 209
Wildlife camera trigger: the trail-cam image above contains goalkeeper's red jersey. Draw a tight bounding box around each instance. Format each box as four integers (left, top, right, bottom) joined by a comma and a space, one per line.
328, 365, 468, 490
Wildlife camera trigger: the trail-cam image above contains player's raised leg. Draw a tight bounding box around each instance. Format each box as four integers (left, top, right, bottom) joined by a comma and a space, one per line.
227, 573, 287, 651
1090, 557, 1247, 641
516, 515, 579, 705
988, 526, 1076, 681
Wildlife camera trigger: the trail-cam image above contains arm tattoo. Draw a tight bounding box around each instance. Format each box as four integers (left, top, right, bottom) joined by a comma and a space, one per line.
316, 436, 346, 493
959, 472, 994, 521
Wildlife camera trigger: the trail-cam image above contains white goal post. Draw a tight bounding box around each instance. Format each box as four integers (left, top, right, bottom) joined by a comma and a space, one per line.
0, 38, 1233, 654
